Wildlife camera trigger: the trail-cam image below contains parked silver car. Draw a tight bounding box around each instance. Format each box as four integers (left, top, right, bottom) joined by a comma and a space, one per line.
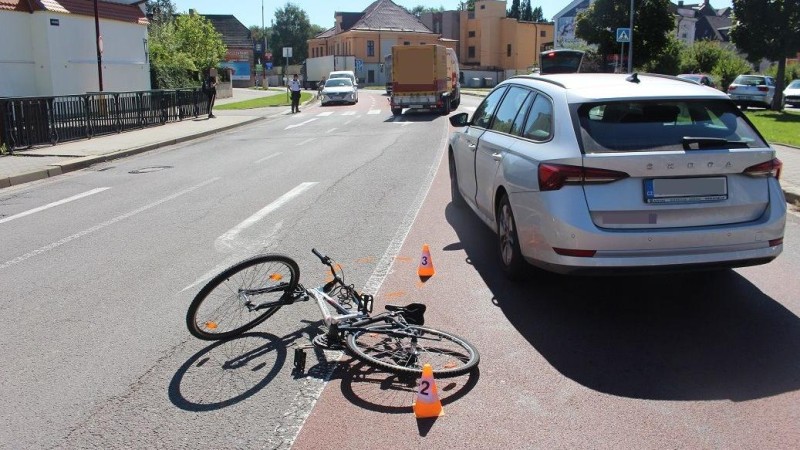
727, 74, 781, 109
783, 79, 800, 108
448, 73, 785, 278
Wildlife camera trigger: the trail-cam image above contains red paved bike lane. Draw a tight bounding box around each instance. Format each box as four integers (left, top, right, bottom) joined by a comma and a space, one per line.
292, 147, 799, 449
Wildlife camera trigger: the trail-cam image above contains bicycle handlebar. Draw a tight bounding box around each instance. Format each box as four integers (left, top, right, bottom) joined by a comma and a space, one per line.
312, 248, 330, 265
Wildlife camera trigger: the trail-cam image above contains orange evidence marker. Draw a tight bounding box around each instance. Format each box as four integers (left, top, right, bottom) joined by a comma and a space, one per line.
417, 243, 435, 278
413, 363, 444, 418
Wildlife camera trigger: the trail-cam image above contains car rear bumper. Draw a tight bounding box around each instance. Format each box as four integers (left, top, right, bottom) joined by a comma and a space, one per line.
510, 184, 786, 275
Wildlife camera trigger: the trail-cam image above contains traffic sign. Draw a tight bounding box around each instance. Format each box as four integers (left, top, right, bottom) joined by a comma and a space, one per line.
616, 28, 631, 43
282, 47, 292, 58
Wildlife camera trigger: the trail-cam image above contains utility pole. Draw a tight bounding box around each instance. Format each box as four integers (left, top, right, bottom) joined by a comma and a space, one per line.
93, 0, 103, 91
627, 0, 634, 73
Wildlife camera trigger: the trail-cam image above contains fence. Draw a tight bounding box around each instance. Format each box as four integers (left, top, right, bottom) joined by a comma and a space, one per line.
0, 88, 209, 153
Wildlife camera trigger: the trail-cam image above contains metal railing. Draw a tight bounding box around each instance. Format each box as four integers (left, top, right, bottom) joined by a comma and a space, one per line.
0, 89, 209, 153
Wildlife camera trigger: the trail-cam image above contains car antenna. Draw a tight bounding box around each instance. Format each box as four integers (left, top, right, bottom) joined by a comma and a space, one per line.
626, 72, 640, 84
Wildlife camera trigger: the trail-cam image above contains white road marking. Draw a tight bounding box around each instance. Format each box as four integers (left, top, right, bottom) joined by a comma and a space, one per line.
0, 179, 219, 270
316, 112, 334, 117
296, 138, 316, 146
0, 187, 110, 225
367, 110, 381, 115
326, 128, 337, 133
285, 118, 317, 130
341, 111, 356, 116
255, 152, 282, 164
215, 182, 317, 247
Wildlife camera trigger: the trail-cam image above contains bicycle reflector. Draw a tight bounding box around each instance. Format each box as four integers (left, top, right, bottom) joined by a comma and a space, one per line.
269, 273, 283, 281
204, 321, 218, 330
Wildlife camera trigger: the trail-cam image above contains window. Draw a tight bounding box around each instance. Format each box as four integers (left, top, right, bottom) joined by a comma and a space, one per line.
404, 41, 411, 45
480, 4, 485, 8
367, 70, 374, 83
510, 93, 535, 135
472, 87, 507, 129
522, 95, 554, 141
507, 44, 512, 57
491, 87, 531, 134
540, 30, 546, 37
468, 31, 476, 37
468, 46, 475, 58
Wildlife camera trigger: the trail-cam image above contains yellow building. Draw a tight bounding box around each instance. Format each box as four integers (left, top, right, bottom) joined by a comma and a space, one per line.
307, 0, 455, 86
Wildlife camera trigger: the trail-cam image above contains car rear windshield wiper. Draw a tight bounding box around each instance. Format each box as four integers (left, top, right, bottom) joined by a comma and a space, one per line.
682, 136, 750, 150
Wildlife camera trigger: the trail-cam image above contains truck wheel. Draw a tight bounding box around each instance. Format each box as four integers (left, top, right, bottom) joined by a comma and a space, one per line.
392, 107, 402, 116
441, 98, 451, 115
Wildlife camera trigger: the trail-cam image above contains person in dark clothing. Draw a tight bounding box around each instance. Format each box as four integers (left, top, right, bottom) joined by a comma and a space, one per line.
288, 74, 302, 113
204, 71, 217, 118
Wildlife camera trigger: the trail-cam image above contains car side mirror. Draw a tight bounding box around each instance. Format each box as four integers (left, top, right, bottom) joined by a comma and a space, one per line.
449, 112, 469, 127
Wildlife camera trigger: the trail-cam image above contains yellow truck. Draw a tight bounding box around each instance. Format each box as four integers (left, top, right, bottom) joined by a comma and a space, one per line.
389, 44, 460, 116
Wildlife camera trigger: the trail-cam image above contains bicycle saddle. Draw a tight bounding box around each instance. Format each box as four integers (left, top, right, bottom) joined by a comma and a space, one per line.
385, 303, 426, 326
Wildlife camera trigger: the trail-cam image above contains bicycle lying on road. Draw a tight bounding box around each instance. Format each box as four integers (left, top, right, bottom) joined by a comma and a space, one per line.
186, 249, 480, 378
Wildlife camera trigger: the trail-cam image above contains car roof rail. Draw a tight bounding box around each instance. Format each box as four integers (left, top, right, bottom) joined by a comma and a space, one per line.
509, 74, 566, 89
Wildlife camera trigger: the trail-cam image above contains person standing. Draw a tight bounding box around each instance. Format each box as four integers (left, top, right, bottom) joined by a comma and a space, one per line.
204, 70, 217, 118
288, 74, 302, 113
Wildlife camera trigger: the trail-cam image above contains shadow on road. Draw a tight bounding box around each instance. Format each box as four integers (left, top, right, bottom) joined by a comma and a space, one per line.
445, 201, 800, 401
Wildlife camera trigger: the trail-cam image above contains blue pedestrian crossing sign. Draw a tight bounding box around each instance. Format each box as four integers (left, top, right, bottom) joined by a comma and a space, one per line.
616, 28, 631, 43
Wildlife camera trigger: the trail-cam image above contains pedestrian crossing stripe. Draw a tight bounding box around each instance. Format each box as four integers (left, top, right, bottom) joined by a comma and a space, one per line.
316, 112, 334, 117
368, 110, 381, 115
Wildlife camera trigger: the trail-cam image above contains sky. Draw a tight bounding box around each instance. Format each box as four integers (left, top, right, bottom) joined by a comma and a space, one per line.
170, 0, 734, 30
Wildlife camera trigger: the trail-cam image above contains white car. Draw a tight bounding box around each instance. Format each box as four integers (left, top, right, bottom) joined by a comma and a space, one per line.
448, 73, 785, 278
320, 78, 358, 106
727, 74, 781, 109
783, 79, 800, 108
328, 70, 358, 89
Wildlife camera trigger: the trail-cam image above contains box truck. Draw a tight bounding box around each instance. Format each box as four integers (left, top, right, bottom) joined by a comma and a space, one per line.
389, 44, 460, 116
302, 55, 356, 89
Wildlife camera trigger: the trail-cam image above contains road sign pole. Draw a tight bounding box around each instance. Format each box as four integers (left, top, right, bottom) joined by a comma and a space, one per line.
628, 0, 634, 73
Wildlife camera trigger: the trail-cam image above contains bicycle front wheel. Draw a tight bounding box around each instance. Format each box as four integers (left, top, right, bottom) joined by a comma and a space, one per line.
345, 324, 479, 378
186, 254, 300, 340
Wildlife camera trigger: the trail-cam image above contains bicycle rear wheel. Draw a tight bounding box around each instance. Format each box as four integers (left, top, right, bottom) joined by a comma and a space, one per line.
345, 324, 479, 378
186, 254, 299, 340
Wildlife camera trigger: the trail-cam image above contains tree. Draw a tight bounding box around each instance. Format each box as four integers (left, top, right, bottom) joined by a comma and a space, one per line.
679, 40, 726, 74
173, 14, 226, 73
575, 0, 673, 72
521, 0, 533, 21
146, 0, 175, 25
729, 0, 800, 110
532, 6, 545, 22
641, 34, 682, 75
409, 5, 445, 17
507, 0, 520, 19
270, 2, 313, 66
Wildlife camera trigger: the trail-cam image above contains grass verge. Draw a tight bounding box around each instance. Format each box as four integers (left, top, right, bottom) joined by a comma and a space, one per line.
745, 108, 800, 147
216, 91, 314, 110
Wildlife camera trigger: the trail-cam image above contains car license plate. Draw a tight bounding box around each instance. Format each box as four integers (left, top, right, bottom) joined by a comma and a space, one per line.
644, 177, 727, 204
410, 104, 423, 109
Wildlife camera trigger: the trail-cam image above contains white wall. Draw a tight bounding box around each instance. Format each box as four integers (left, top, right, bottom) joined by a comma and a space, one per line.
0, 10, 150, 97
0, 12, 37, 97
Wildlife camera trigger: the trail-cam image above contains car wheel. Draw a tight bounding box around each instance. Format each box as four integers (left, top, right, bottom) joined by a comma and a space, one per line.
496, 193, 526, 280
391, 107, 402, 116
448, 151, 465, 208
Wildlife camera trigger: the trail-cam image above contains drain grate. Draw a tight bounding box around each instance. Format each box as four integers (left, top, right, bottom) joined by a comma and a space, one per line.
129, 166, 173, 174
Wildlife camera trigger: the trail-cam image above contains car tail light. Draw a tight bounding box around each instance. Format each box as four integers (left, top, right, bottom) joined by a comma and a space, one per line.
553, 248, 597, 257
757, 86, 769, 92
743, 158, 782, 179
769, 238, 783, 247
538, 163, 629, 191
728, 86, 736, 92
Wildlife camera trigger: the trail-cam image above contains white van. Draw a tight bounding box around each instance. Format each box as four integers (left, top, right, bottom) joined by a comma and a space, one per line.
328, 70, 357, 88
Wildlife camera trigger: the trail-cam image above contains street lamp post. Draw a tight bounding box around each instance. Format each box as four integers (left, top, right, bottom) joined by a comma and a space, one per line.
93, 0, 103, 90
627, 0, 634, 73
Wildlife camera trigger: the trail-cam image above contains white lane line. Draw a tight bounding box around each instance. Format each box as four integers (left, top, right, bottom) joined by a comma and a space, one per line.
296, 138, 316, 146
341, 111, 356, 116
0, 179, 219, 270
285, 118, 317, 130
344, 120, 353, 125
316, 112, 334, 117
215, 182, 318, 247
0, 187, 110, 225
367, 110, 381, 115
326, 128, 337, 133
255, 152, 282, 164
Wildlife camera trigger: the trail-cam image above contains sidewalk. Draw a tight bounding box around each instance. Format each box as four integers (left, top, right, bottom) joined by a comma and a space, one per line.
1, 88, 799, 206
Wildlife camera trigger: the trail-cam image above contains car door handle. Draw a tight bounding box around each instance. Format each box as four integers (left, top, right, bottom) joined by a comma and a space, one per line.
467, 143, 476, 149
492, 152, 502, 161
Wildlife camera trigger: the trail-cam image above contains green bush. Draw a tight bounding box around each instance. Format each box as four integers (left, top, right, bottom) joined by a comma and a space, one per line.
150, 65, 199, 89
642, 35, 683, 75
680, 40, 726, 74
765, 61, 800, 85
712, 51, 753, 91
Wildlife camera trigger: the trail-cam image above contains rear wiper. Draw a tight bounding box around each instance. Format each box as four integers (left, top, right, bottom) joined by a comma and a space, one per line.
682, 136, 750, 150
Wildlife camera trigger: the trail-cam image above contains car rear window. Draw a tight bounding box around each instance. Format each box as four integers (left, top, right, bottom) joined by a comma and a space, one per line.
733, 75, 767, 86
577, 100, 768, 153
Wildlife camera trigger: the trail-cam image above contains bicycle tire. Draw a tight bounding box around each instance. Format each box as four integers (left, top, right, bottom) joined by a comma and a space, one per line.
345, 324, 479, 378
186, 254, 300, 340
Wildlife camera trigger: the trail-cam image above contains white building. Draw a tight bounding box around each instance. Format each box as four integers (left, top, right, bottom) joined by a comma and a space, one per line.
0, 0, 150, 97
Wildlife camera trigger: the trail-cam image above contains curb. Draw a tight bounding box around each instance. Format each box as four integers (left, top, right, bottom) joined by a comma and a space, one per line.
1, 116, 265, 189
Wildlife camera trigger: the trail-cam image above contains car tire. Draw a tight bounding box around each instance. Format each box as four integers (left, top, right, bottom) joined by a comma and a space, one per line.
391, 107, 402, 116
448, 151, 465, 208
496, 193, 527, 281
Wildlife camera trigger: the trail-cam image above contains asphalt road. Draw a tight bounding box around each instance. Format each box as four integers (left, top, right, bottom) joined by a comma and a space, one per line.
1, 90, 798, 448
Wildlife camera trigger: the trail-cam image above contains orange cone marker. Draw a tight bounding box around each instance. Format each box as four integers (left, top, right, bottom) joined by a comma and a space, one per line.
418, 244, 435, 277
413, 363, 444, 418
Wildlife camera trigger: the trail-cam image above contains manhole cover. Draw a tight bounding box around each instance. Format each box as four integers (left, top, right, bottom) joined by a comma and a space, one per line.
129, 166, 173, 174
